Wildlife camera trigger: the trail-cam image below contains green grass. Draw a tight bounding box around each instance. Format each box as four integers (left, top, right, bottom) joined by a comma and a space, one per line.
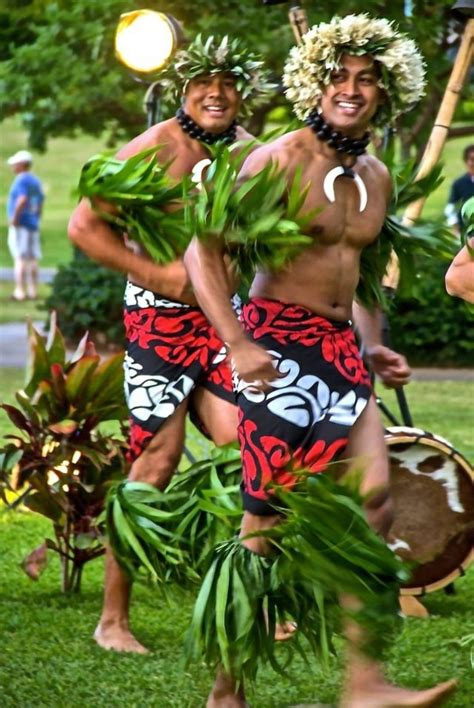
0, 116, 472, 271
0, 478, 473, 707
0, 371, 473, 705
0, 281, 50, 324
378, 380, 474, 461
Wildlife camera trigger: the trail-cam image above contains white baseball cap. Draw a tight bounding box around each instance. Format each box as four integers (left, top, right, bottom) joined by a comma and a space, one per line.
7, 150, 33, 166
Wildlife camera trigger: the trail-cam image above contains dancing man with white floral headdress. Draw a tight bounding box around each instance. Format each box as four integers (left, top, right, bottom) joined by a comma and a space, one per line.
184, 14, 457, 707
68, 34, 273, 654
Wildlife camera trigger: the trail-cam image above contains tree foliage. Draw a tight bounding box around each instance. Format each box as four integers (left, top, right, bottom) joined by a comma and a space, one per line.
0, 0, 472, 151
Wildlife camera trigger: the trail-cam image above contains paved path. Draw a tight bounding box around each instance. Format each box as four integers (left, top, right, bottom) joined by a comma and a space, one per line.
0, 266, 56, 283
0, 321, 44, 368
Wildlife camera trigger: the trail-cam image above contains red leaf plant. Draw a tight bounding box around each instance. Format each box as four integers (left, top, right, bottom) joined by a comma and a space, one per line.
0, 314, 128, 592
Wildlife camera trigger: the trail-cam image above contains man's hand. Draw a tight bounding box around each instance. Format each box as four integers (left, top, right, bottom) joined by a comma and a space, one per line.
366, 344, 411, 388
230, 338, 279, 389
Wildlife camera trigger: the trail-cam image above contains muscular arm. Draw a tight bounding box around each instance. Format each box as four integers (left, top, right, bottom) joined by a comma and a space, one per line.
445, 240, 474, 304
184, 143, 287, 384
67, 126, 189, 297
184, 238, 243, 345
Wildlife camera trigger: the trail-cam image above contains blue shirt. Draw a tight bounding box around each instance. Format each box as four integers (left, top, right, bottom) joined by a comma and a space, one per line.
7, 172, 44, 230
448, 173, 474, 226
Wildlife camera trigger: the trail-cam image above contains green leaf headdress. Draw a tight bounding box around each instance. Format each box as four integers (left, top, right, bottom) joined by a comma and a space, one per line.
283, 14, 426, 127
160, 34, 276, 116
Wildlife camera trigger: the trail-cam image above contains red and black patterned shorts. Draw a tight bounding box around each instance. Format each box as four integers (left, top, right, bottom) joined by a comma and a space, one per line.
124, 282, 237, 462
235, 297, 372, 515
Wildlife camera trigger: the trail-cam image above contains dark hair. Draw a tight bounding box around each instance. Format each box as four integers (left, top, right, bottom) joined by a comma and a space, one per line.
463, 144, 474, 162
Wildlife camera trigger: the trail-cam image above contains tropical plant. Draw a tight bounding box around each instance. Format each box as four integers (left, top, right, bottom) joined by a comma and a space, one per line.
357, 156, 457, 307
105, 444, 242, 590
76, 147, 190, 264
0, 315, 128, 592
187, 143, 315, 283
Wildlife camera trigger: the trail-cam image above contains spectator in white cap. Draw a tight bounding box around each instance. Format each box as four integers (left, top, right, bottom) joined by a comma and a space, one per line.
6, 149, 44, 300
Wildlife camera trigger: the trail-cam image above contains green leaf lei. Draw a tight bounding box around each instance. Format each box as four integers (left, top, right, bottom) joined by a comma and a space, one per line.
460, 196, 474, 255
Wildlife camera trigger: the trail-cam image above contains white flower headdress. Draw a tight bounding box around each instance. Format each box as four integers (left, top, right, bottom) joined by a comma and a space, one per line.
283, 14, 426, 127
160, 34, 275, 117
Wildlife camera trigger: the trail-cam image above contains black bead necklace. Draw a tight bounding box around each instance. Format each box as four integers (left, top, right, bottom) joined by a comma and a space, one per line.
305, 110, 370, 156
176, 107, 237, 145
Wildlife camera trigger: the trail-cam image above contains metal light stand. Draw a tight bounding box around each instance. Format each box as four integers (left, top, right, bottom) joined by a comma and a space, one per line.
144, 81, 162, 128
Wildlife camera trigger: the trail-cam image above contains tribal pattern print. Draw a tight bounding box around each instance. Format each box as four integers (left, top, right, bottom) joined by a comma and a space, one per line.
236, 298, 372, 514
124, 282, 235, 462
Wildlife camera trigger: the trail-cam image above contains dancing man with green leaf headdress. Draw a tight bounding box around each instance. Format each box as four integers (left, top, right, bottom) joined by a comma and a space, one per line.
184, 14, 456, 707
68, 33, 273, 654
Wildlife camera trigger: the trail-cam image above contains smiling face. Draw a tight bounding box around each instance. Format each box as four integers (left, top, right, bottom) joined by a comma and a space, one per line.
319, 54, 385, 136
182, 72, 242, 133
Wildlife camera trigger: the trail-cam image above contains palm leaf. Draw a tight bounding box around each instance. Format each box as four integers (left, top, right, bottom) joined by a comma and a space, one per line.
357, 158, 457, 307
76, 147, 191, 264
185, 472, 407, 683
188, 145, 315, 283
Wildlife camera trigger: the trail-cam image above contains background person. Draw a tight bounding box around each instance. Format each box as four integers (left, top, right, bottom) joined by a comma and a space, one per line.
444, 144, 474, 235
6, 149, 44, 301
445, 196, 474, 303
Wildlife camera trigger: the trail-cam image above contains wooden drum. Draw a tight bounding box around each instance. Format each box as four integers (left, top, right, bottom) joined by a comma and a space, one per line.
385, 426, 474, 596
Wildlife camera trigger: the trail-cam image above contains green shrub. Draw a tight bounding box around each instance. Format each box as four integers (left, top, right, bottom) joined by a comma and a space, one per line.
0, 317, 128, 592
45, 251, 125, 346
388, 258, 474, 366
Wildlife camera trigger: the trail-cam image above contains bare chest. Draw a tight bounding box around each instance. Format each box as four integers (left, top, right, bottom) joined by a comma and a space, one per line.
163, 145, 210, 181
303, 167, 387, 247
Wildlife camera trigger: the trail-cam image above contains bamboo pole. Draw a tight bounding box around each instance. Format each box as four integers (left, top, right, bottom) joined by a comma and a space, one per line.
383, 18, 474, 288
288, 5, 308, 44
404, 18, 474, 223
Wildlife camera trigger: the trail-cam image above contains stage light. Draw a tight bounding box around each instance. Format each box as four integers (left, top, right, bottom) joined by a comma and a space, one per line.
115, 9, 182, 75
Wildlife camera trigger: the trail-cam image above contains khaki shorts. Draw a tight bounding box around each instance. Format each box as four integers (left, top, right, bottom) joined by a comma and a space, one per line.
8, 226, 42, 260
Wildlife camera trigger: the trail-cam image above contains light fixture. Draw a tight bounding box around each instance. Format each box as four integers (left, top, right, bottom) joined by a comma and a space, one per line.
451, 0, 474, 19
115, 9, 182, 75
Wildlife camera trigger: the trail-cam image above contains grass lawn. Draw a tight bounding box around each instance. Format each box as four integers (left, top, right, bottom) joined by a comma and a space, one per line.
378, 380, 474, 461
0, 479, 473, 707
0, 281, 50, 324
1, 369, 473, 705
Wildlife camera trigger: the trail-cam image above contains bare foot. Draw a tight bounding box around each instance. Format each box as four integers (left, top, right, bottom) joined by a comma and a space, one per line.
207, 673, 247, 708
275, 620, 297, 641
341, 678, 457, 708
93, 622, 149, 654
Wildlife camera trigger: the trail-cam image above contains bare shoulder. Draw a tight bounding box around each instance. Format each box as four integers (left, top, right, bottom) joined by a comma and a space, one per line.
240, 128, 304, 177
116, 118, 177, 161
